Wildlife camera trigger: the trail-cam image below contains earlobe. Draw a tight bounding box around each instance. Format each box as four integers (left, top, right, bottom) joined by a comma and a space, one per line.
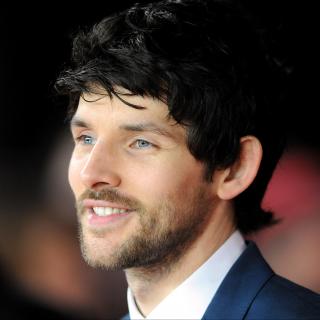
217, 136, 263, 200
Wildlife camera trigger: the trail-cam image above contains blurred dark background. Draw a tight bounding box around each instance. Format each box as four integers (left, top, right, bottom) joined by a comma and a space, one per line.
0, 1, 319, 319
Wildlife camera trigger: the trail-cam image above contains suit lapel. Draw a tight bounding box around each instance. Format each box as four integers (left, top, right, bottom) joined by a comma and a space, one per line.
202, 242, 274, 320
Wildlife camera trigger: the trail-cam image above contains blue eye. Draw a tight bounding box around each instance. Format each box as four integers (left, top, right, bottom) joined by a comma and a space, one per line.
135, 139, 152, 149
78, 135, 95, 145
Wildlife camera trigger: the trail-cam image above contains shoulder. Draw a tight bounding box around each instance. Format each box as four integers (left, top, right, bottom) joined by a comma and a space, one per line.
121, 313, 130, 320
203, 241, 320, 320
246, 273, 320, 319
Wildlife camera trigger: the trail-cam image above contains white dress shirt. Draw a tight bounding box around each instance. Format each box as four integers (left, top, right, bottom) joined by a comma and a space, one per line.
127, 230, 246, 320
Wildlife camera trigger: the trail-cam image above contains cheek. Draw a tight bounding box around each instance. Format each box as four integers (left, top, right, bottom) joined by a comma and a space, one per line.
68, 156, 84, 196
124, 157, 203, 203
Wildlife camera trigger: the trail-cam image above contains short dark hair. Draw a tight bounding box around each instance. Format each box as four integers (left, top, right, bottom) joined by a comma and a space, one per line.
55, 0, 286, 234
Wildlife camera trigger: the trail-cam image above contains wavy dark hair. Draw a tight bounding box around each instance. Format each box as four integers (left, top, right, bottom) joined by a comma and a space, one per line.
55, 0, 286, 234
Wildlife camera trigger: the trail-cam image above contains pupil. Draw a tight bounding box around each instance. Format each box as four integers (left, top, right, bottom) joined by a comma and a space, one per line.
139, 140, 148, 147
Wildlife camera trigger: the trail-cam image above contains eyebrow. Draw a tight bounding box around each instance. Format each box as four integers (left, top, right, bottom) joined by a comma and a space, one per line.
70, 117, 174, 138
119, 123, 174, 138
70, 117, 90, 129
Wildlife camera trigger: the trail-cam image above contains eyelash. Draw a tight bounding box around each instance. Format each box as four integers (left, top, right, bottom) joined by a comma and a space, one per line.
73, 135, 156, 150
75, 134, 95, 145
131, 139, 154, 149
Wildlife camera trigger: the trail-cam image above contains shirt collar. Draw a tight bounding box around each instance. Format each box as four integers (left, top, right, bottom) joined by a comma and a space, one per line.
127, 230, 246, 319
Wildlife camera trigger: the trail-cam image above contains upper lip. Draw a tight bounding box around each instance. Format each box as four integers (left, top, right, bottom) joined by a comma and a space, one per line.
82, 199, 132, 210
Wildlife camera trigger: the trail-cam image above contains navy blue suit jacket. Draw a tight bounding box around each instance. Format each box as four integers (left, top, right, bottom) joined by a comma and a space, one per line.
124, 242, 320, 319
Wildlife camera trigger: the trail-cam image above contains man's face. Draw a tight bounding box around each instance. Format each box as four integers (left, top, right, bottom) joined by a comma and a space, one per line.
69, 89, 217, 270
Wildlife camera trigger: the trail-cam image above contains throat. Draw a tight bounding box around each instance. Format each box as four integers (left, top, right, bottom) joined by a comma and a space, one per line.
125, 259, 183, 317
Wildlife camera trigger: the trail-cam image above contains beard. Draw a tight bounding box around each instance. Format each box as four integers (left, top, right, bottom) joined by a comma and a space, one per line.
77, 185, 213, 272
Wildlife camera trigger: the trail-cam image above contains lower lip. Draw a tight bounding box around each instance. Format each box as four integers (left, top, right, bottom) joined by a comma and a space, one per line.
87, 209, 132, 226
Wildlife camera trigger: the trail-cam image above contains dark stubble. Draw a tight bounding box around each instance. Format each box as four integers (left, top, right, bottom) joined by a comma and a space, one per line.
76, 186, 213, 272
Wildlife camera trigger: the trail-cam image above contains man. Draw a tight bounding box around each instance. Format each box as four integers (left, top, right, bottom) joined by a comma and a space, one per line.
55, 0, 320, 318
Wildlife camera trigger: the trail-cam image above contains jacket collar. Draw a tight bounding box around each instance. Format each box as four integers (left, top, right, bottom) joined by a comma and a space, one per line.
202, 242, 274, 320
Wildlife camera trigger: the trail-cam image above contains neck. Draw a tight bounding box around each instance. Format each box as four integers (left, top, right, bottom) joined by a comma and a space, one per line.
125, 201, 236, 316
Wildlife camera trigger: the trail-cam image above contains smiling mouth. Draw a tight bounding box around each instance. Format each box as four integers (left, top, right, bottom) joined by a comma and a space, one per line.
92, 207, 132, 216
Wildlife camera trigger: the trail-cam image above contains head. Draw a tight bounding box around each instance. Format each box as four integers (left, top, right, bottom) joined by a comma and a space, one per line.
55, 0, 285, 270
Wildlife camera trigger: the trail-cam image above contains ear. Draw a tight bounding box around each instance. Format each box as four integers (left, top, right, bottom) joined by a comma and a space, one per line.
217, 136, 263, 200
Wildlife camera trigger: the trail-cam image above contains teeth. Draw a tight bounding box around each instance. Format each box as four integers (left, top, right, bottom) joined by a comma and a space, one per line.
93, 207, 129, 217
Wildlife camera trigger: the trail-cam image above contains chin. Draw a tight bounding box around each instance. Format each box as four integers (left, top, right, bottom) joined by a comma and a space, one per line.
78, 228, 115, 269
81, 241, 117, 270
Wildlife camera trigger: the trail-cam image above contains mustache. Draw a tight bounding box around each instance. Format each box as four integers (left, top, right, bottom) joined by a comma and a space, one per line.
77, 188, 142, 213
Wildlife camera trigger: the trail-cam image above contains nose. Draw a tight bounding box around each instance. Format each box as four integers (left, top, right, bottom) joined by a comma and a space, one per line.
80, 142, 121, 190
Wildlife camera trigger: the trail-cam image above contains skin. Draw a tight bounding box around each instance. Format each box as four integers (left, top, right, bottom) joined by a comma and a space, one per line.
68, 88, 262, 315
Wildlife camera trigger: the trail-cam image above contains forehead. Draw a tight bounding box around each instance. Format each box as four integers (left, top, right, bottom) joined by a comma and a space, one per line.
74, 88, 173, 125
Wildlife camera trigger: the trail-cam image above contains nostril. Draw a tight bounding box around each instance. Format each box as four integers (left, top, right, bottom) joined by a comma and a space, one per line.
80, 164, 121, 189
